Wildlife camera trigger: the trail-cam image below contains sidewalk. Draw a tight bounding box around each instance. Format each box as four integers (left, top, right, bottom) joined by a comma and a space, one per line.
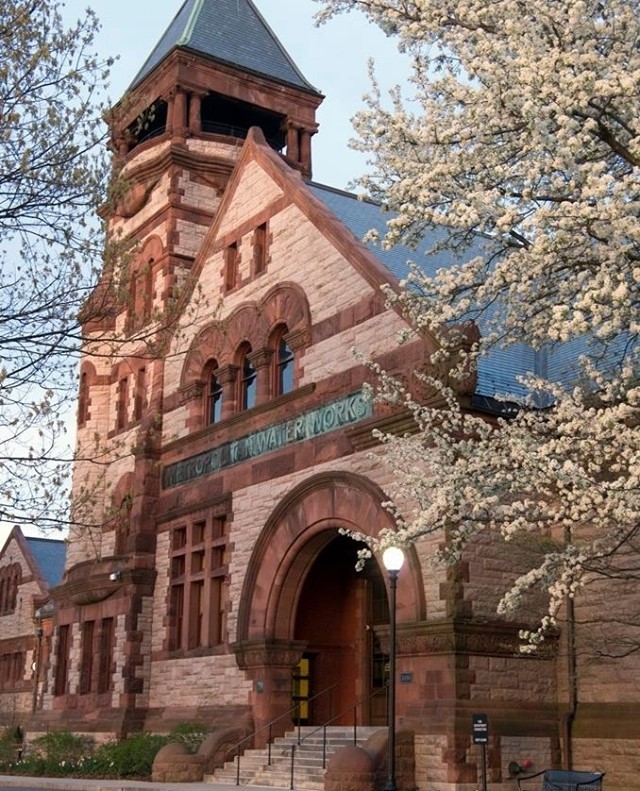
0, 776, 281, 791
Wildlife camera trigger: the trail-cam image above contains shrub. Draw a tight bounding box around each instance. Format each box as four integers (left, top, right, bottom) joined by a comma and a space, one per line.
30, 730, 93, 762
0, 726, 23, 770
4, 729, 169, 779
91, 732, 168, 778
11, 731, 94, 776
168, 722, 209, 754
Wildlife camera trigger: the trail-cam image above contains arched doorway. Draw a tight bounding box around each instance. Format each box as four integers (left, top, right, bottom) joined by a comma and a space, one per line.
292, 533, 389, 726
233, 472, 425, 734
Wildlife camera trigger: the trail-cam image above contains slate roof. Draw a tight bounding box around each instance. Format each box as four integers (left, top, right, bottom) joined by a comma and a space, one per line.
310, 182, 541, 403
130, 0, 318, 93
25, 537, 66, 589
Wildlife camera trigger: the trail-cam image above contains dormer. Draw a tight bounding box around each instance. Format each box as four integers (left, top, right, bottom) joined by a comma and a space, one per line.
108, 0, 324, 177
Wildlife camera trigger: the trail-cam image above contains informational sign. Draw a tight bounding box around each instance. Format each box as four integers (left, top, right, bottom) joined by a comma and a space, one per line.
472, 713, 489, 745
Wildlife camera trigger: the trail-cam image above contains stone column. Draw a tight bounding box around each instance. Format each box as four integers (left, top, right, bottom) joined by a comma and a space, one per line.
171, 89, 188, 143
286, 122, 300, 164
300, 129, 313, 178
216, 364, 239, 420
248, 348, 273, 406
164, 92, 175, 137
233, 639, 307, 747
189, 91, 205, 135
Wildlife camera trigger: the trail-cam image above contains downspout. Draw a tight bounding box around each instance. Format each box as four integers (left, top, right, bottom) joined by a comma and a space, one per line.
561, 531, 577, 769
31, 624, 43, 715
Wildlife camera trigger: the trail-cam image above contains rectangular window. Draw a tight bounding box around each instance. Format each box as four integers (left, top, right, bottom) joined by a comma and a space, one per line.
98, 618, 114, 694
189, 580, 204, 649
169, 583, 185, 651
134, 367, 146, 421
54, 625, 70, 696
211, 576, 228, 646
12, 652, 22, 685
116, 377, 129, 430
253, 223, 267, 276
168, 514, 229, 652
224, 242, 238, 291
79, 620, 94, 695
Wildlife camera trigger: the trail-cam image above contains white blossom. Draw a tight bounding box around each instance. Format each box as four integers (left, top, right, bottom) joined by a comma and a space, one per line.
318, 0, 640, 648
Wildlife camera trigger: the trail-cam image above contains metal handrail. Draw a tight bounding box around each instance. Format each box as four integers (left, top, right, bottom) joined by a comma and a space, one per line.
285, 683, 389, 787
234, 682, 337, 784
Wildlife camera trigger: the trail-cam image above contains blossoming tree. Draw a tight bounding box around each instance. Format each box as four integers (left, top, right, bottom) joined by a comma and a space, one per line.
316, 0, 640, 651
0, 0, 114, 533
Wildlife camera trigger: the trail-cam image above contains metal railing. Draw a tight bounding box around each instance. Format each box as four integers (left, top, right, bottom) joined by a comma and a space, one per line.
284, 684, 389, 788
234, 683, 337, 785
201, 120, 284, 151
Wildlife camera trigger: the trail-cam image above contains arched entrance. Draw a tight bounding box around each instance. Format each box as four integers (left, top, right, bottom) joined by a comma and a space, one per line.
233, 472, 424, 735
292, 533, 389, 726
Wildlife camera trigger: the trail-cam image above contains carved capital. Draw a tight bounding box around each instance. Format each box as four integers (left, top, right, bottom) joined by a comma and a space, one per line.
247, 347, 273, 369
232, 639, 307, 671
285, 328, 311, 352
215, 364, 239, 385
180, 380, 205, 404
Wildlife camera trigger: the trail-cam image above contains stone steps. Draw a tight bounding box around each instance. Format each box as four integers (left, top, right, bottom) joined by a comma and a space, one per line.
209, 725, 386, 790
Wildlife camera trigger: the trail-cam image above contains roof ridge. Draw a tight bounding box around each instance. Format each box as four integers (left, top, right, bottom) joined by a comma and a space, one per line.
243, 0, 316, 90
178, 0, 204, 47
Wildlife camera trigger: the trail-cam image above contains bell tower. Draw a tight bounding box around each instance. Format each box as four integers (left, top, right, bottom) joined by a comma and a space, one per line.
109, 0, 323, 178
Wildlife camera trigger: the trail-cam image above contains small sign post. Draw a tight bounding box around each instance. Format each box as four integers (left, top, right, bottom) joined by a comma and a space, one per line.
472, 714, 489, 791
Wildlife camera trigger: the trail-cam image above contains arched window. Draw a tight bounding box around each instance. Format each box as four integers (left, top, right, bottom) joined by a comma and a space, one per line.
9, 570, 18, 610
78, 372, 89, 426
114, 495, 132, 556
276, 335, 295, 396
128, 259, 153, 334
0, 565, 21, 616
205, 361, 223, 425
239, 346, 256, 410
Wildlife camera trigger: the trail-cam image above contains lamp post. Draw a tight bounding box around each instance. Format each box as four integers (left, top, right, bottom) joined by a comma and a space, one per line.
382, 545, 405, 791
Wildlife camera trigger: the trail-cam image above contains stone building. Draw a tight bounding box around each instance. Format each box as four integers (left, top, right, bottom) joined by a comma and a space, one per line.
0, 528, 65, 725
26, 0, 638, 789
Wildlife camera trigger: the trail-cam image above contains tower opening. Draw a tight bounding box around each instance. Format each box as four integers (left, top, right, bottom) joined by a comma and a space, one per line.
125, 99, 168, 150
201, 92, 285, 150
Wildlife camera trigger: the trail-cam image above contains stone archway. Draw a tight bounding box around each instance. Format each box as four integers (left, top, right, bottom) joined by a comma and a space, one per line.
233, 471, 424, 736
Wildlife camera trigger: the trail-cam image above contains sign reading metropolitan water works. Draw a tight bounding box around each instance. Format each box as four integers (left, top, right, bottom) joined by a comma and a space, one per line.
162, 390, 372, 489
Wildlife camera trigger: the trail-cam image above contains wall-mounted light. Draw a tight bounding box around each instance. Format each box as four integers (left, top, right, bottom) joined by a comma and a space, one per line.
109, 571, 122, 582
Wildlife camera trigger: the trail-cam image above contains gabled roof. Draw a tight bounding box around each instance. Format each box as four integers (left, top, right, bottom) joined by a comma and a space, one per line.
309, 183, 540, 403
129, 0, 318, 93
25, 537, 65, 588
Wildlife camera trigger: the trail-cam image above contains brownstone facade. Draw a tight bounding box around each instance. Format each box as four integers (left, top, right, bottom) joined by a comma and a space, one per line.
16, 2, 638, 790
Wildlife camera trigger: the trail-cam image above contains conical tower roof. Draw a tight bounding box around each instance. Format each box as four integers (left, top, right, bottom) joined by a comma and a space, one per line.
130, 0, 318, 93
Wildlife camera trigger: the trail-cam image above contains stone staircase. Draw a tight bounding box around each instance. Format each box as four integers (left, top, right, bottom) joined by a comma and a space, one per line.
208, 725, 386, 790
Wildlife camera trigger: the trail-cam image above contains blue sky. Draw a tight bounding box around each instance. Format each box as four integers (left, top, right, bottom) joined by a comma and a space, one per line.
64, 0, 411, 188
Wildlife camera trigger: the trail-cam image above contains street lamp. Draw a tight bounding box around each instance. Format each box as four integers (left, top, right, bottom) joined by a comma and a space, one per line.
382, 545, 405, 791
